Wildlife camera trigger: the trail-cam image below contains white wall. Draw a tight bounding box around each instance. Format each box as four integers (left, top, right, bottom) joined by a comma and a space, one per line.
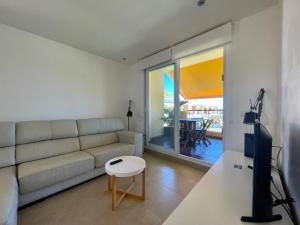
128, 64, 146, 133
224, 3, 282, 151
128, 3, 282, 152
149, 70, 164, 138
0, 23, 130, 122
281, 0, 300, 221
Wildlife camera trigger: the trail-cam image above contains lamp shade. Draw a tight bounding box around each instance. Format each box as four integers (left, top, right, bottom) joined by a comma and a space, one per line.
127, 100, 133, 118
243, 111, 258, 124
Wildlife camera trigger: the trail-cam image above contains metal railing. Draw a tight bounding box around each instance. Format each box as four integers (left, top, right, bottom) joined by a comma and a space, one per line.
186, 109, 223, 133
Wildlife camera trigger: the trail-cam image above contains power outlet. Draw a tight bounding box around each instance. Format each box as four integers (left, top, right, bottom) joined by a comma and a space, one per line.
234, 164, 243, 169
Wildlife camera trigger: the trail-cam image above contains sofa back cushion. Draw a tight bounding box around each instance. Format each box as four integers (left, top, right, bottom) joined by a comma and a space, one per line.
79, 132, 118, 150
77, 118, 124, 136
16, 120, 78, 145
77, 118, 124, 150
0, 122, 15, 168
16, 120, 79, 164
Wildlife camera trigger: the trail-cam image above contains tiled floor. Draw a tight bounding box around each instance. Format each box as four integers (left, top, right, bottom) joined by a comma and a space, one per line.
149, 136, 223, 164
181, 138, 223, 164
18, 152, 206, 225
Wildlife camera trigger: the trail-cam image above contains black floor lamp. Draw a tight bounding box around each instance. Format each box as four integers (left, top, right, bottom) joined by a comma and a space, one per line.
127, 100, 133, 130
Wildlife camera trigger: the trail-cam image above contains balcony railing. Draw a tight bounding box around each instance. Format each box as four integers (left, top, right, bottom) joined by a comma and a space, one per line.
185, 109, 223, 133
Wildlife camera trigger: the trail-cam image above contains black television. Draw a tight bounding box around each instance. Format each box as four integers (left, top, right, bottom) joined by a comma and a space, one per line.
241, 123, 282, 222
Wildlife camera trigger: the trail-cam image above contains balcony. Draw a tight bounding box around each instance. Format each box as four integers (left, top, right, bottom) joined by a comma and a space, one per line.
149, 108, 223, 164
184, 109, 223, 138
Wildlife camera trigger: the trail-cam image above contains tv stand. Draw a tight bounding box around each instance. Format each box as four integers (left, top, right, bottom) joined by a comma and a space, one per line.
241, 214, 282, 223
162, 151, 293, 225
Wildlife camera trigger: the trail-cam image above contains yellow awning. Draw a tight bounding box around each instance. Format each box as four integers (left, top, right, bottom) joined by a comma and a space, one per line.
180, 57, 223, 99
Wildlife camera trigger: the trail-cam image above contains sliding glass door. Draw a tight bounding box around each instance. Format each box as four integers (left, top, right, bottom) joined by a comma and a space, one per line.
146, 63, 176, 152
178, 48, 224, 164
146, 47, 224, 164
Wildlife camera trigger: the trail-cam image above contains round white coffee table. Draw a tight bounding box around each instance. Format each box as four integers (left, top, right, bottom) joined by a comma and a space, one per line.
105, 156, 146, 210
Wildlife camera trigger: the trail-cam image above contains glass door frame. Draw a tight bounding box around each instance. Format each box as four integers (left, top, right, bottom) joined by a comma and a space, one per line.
145, 45, 227, 163
145, 60, 180, 154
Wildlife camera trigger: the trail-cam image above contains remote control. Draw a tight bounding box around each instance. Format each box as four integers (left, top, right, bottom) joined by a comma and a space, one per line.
110, 159, 123, 165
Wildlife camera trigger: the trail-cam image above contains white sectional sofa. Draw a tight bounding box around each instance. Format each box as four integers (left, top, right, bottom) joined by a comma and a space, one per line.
0, 118, 143, 225
0, 122, 18, 225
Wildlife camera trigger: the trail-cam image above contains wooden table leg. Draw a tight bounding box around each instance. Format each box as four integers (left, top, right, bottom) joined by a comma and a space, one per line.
108, 175, 111, 191
112, 175, 116, 210
109, 170, 145, 210
142, 169, 145, 200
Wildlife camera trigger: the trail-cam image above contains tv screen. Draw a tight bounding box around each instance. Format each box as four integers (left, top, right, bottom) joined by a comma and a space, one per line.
252, 123, 274, 217
242, 123, 282, 222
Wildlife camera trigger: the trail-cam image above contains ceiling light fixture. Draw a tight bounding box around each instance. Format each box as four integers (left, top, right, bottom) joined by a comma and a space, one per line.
197, 0, 206, 6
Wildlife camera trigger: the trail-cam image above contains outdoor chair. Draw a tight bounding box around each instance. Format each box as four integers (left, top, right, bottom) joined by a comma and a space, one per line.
196, 119, 213, 147
180, 120, 197, 148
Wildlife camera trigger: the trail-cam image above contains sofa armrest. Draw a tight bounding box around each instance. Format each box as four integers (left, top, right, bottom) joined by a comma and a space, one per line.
117, 131, 143, 157
0, 166, 18, 225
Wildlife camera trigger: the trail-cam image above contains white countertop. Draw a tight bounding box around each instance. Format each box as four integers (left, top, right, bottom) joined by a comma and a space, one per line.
163, 150, 293, 225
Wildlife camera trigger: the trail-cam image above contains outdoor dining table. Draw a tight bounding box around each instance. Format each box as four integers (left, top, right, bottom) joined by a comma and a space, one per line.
179, 118, 204, 122
179, 118, 204, 147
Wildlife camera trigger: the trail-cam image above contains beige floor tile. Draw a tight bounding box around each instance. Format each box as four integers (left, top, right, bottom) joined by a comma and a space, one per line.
18, 152, 206, 225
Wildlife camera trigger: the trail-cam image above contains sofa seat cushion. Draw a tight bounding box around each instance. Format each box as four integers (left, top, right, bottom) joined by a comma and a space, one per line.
84, 143, 135, 168
0, 166, 18, 225
18, 151, 94, 194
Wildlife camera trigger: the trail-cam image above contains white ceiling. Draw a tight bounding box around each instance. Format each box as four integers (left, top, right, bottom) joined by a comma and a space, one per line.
0, 0, 278, 64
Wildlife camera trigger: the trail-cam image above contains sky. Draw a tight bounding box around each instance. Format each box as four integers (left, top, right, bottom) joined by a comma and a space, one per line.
164, 73, 174, 104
